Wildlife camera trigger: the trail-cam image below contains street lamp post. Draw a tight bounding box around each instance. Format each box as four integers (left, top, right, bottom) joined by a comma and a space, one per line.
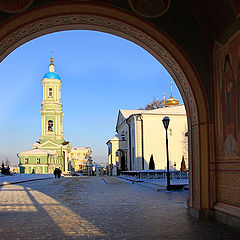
162, 116, 171, 190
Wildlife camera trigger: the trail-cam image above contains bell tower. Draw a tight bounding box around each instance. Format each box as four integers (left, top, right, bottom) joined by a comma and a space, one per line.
40, 53, 64, 143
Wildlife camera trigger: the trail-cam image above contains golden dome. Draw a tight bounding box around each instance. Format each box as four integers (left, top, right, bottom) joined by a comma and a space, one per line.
165, 81, 179, 106
165, 96, 179, 106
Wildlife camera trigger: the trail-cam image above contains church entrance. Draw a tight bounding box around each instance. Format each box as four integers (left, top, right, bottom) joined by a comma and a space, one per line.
0, 2, 212, 218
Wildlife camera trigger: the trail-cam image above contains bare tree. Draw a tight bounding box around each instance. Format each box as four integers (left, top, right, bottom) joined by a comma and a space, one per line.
5, 158, 10, 167
139, 97, 164, 110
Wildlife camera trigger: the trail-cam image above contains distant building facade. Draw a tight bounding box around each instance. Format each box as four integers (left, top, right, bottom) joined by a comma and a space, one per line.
9, 165, 20, 174
107, 87, 188, 174
92, 163, 104, 176
70, 147, 92, 174
106, 134, 122, 175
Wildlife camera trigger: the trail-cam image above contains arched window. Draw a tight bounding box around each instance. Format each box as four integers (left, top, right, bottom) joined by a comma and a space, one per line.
49, 88, 53, 97
48, 120, 53, 132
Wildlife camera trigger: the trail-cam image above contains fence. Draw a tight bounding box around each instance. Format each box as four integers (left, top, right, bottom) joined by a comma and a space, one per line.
120, 170, 188, 179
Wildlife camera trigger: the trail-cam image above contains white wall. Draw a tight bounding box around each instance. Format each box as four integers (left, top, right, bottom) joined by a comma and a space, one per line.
141, 114, 187, 170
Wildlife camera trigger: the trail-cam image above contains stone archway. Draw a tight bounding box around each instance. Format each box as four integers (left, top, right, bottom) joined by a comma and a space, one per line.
0, 2, 211, 216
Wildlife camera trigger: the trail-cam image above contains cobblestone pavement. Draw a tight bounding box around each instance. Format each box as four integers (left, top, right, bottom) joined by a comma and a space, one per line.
1, 176, 240, 240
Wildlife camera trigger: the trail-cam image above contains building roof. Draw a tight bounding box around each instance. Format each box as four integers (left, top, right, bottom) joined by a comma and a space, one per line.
110, 134, 121, 141
120, 105, 186, 119
106, 134, 121, 144
18, 148, 57, 156
32, 141, 40, 149
43, 72, 61, 80
116, 105, 186, 131
93, 163, 104, 168
71, 147, 91, 150
71, 158, 88, 162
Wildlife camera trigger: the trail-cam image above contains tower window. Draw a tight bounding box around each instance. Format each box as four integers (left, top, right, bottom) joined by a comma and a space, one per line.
25, 158, 28, 164
48, 120, 53, 132
36, 158, 40, 164
49, 88, 53, 97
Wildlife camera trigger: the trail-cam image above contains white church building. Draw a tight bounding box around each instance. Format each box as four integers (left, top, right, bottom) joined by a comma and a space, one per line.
107, 88, 188, 174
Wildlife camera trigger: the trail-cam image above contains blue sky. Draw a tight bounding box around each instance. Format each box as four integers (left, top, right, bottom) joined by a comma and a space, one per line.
0, 30, 182, 165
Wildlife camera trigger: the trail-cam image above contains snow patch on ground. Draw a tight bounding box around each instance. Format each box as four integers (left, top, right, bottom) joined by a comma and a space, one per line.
0, 174, 53, 185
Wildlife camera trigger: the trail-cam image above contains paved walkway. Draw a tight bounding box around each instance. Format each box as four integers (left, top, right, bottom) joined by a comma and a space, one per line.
0, 176, 240, 239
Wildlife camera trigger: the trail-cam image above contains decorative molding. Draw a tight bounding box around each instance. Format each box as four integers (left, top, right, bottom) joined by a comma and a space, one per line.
192, 125, 200, 207
0, 0, 33, 13
0, 14, 198, 125
128, 0, 171, 18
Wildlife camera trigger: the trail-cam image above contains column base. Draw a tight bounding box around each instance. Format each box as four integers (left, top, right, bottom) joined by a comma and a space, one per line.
214, 202, 240, 229
189, 204, 240, 229
189, 207, 215, 220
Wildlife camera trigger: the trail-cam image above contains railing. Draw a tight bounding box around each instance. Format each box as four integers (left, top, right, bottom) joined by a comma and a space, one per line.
120, 170, 188, 179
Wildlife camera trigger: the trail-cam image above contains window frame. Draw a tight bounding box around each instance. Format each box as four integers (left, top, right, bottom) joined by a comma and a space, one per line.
48, 120, 54, 132
49, 88, 53, 97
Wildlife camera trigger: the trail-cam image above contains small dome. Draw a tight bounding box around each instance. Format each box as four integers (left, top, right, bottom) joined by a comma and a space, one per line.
165, 80, 179, 106
165, 96, 179, 106
43, 72, 61, 80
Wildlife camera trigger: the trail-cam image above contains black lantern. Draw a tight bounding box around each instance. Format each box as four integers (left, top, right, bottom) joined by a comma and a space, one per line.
162, 116, 171, 190
162, 116, 170, 130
